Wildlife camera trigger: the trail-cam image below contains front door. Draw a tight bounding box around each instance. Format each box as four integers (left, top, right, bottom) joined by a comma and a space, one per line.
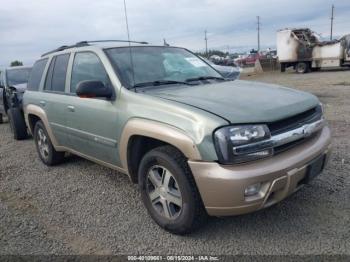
64, 51, 120, 165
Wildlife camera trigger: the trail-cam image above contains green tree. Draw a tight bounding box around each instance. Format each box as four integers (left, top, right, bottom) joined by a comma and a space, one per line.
10, 60, 23, 67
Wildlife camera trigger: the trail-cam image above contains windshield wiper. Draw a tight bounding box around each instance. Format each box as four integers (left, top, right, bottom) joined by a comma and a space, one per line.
133, 80, 194, 88
185, 76, 225, 82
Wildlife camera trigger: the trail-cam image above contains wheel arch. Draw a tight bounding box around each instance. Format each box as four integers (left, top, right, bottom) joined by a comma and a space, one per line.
120, 119, 202, 183
25, 104, 59, 147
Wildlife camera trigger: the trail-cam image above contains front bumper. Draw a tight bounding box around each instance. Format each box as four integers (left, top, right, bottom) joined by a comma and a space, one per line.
189, 126, 332, 216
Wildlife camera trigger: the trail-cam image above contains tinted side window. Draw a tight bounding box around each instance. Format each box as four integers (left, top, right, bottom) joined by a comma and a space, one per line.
27, 59, 48, 91
44, 57, 55, 91
70, 52, 109, 93
44, 54, 69, 92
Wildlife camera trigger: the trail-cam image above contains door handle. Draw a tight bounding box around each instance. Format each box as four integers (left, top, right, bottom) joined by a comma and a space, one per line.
67, 105, 75, 112
39, 100, 46, 106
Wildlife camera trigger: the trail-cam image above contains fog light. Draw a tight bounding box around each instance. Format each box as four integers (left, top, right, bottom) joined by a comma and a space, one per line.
245, 183, 261, 197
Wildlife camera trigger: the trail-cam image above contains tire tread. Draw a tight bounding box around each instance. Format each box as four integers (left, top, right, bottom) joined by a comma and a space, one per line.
8, 107, 28, 140
34, 121, 64, 166
139, 145, 207, 234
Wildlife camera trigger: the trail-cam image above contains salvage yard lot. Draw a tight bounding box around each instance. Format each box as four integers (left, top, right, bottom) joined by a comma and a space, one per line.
1, 70, 349, 255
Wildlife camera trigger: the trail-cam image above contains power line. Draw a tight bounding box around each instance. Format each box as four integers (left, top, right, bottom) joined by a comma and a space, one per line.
270, 19, 350, 29
330, 4, 334, 40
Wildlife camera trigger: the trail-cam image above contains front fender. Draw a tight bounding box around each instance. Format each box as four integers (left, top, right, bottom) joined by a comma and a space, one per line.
119, 118, 202, 171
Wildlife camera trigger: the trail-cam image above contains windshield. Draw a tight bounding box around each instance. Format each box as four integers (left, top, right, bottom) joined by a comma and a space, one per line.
105, 46, 222, 88
6, 68, 31, 86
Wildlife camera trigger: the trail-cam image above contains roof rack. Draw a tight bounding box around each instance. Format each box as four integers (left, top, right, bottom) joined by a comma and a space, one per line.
41, 40, 148, 57
77, 40, 149, 45
41, 42, 88, 57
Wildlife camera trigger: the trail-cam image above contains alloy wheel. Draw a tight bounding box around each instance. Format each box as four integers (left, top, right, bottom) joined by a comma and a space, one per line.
37, 128, 49, 160
146, 165, 183, 219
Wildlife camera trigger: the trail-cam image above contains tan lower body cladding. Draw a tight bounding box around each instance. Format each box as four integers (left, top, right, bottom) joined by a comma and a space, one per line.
189, 126, 331, 216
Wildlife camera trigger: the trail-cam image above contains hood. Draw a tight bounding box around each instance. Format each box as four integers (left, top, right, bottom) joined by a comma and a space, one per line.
144, 80, 319, 124
11, 83, 27, 93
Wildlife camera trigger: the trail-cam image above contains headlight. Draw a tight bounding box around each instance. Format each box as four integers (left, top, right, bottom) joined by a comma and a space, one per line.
214, 124, 273, 164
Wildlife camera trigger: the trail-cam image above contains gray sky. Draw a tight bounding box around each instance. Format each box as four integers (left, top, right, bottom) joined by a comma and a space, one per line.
1, 0, 349, 67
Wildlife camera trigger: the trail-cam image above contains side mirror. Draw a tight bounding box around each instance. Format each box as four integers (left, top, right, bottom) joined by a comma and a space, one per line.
76, 80, 112, 99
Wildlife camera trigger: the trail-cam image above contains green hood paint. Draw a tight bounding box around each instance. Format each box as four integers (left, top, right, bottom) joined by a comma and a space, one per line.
145, 80, 320, 124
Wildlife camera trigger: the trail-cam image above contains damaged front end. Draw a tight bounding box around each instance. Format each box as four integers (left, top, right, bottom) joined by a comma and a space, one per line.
6, 83, 27, 109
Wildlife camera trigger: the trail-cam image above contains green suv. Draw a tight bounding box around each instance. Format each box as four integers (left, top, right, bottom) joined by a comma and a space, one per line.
23, 41, 331, 234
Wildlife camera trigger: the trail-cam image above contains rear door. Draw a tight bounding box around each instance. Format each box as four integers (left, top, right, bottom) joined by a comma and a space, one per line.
63, 51, 119, 165
40, 53, 71, 146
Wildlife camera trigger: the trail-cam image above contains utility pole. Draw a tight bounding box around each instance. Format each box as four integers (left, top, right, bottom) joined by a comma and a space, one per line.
330, 4, 334, 40
204, 30, 208, 57
257, 16, 261, 52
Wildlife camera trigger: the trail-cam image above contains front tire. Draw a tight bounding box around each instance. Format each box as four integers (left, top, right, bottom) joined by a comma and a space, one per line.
8, 107, 28, 140
296, 62, 309, 74
0, 113, 3, 124
138, 145, 207, 234
34, 120, 65, 166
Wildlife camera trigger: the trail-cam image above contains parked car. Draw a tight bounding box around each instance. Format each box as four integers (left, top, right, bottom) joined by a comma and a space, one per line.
23, 41, 331, 234
235, 52, 265, 66
0, 66, 32, 139
268, 49, 278, 59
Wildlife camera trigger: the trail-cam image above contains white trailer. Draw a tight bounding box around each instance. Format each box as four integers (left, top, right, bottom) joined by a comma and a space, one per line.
277, 28, 350, 73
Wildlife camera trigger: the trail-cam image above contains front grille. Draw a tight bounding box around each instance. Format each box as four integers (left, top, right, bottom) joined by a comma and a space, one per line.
268, 105, 322, 136
230, 105, 324, 161
273, 132, 318, 155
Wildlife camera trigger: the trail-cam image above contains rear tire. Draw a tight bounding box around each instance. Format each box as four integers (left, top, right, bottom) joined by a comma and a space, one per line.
8, 107, 28, 140
138, 145, 207, 234
0, 113, 3, 124
34, 120, 65, 166
296, 62, 309, 74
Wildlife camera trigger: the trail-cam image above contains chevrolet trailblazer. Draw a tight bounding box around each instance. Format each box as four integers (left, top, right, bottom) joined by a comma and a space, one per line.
23, 41, 331, 234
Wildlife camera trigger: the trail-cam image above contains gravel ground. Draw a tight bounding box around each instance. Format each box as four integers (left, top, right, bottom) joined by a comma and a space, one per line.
0, 70, 349, 255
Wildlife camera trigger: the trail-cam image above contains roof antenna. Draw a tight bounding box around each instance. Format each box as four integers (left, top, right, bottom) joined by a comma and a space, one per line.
123, 0, 136, 91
